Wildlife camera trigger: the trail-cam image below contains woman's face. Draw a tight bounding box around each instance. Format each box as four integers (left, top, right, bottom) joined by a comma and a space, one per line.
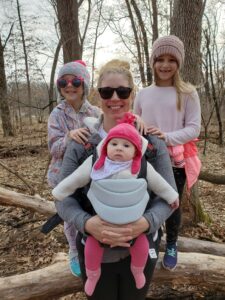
154, 54, 178, 86
59, 74, 84, 106
99, 73, 133, 124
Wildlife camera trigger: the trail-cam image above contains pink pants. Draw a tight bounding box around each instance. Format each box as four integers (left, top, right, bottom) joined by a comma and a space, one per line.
85, 233, 149, 271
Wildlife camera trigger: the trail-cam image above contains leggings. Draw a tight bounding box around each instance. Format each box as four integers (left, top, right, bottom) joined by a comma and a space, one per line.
76, 230, 161, 300
85, 234, 149, 271
166, 167, 186, 244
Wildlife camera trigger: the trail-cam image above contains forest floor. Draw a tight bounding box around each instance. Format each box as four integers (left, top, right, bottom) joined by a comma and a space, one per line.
0, 120, 225, 300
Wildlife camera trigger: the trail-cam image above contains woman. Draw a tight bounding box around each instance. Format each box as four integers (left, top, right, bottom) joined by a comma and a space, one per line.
55, 59, 177, 300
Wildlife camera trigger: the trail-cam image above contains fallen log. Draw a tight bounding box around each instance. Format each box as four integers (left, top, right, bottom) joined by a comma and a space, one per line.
0, 252, 224, 300
0, 187, 55, 216
160, 235, 225, 257
1, 187, 225, 257
199, 171, 225, 185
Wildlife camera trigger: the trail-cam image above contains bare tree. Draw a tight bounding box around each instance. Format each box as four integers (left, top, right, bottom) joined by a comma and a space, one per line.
151, 0, 158, 42
90, 0, 108, 87
55, 0, 81, 62
171, 0, 207, 225
130, 0, 152, 85
124, 0, 146, 86
202, 13, 224, 145
49, 39, 61, 113
54, 0, 92, 63
0, 26, 14, 137
171, 0, 206, 85
16, 0, 32, 125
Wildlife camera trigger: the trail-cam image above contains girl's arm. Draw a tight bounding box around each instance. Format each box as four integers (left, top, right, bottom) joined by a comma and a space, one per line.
164, 91, 201, 145
48, 110, 70, 159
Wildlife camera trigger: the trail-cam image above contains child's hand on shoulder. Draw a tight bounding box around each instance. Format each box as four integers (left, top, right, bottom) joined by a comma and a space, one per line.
147, 126, 165, 140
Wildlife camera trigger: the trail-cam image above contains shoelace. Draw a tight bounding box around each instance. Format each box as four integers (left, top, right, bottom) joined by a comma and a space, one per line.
166, 248, 177, 257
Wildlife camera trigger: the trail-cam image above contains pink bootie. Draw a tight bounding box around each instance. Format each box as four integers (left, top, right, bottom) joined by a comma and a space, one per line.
84, 268, 101, 296
131, 265, 146, 289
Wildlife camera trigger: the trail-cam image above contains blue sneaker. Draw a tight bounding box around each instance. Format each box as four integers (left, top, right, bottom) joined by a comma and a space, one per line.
162, 243, 177, 271
69, 251, 81, 277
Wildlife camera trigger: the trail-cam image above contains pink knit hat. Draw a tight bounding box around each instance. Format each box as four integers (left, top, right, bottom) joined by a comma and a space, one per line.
150, 35, 185, 69
94, 113, 142, 174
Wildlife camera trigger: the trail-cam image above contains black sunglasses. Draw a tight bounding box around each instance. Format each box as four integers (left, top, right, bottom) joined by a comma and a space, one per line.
98, 86, 132, 100
57, 77, 83, 89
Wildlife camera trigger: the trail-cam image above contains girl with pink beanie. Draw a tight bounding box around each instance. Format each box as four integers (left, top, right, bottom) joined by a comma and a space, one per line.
53, 113, 179, 296
134, 35, 201, 271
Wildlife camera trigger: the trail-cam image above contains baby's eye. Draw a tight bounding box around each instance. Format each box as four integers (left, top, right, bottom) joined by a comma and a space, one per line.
124, 144, 130, 148
112, 142, 117, 146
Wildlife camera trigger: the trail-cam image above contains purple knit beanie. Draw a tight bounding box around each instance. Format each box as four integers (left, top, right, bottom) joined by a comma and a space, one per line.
150, 35, 185, 69
57, 60, 90, 96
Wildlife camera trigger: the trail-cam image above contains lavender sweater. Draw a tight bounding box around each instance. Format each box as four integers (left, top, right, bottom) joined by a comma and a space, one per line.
134, 85, 201, 146
47, 99, 101, 187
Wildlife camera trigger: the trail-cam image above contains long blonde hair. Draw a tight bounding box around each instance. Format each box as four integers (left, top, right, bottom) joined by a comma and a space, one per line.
154, 69, 195, 111
97, 59, 135, 91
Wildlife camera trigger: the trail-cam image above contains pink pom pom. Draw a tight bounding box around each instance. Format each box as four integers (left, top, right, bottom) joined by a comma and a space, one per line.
74, 60, 86, 66
117, 112, 136, 126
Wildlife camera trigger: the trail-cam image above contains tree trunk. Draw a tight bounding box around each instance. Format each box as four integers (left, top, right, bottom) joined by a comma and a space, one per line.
151, 0, 158, 42
0, 187, 56, 216
49, 39, 61, 114
171, 0, 205, 85
125, 0, 146, 86
130, 0, 152, 85
0, 35, 14, 136
17, 0, 32, 125
0, 252, 224, 300
56, 0, 81, 62
171, 0, 206, 224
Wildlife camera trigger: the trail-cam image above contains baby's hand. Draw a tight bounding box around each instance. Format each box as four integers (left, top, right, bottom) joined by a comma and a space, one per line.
170, 198, 179, 210
69, 128, 90, 145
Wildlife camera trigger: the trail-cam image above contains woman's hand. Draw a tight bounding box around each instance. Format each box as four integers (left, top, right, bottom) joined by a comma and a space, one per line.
126, 217, 150, 239
110, 217, 150, 248
133, 114, 148, 136
69, 128, 90, 145
85, 215, 134, 248
147, 126, 165, 140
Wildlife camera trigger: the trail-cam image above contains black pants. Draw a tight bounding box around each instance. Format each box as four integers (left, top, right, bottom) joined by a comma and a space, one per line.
76, 230, 162, 300
165, 167, 186, 244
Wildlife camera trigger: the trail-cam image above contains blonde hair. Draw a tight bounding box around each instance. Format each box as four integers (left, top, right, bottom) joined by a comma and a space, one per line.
154, 69, 195, 111
97, 59, 135, 90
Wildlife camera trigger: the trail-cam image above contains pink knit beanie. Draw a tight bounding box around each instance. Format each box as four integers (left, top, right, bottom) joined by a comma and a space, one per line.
57, 60, 90, 95
150, 35, 185, 69
94, 113, 142, 174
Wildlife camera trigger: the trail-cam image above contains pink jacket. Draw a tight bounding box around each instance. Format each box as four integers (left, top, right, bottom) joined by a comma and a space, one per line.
168, 140, 201, 191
